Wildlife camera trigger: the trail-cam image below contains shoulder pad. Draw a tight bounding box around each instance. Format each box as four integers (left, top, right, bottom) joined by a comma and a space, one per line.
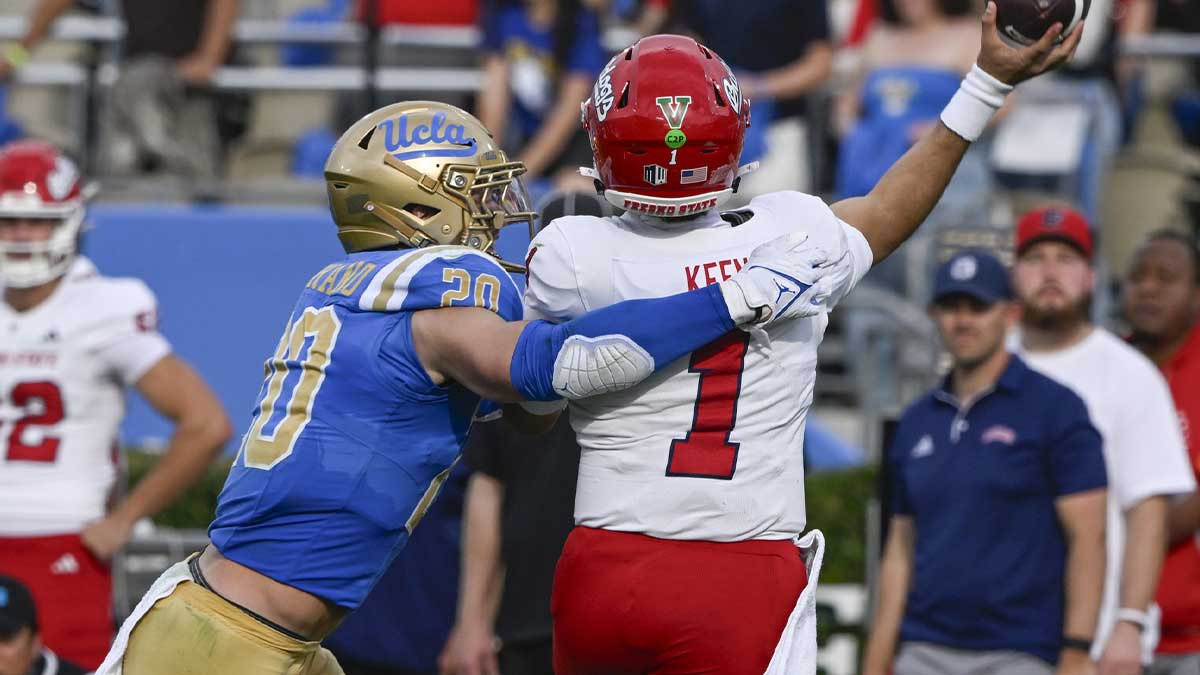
357, 246, 523, 319
66, 275, 158, 325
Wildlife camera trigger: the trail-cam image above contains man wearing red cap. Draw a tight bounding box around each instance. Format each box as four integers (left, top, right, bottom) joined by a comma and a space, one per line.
1012, 206, 1196, 675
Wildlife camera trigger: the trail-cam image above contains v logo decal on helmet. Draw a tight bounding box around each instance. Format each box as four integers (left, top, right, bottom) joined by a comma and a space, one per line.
655, 96, 692, 130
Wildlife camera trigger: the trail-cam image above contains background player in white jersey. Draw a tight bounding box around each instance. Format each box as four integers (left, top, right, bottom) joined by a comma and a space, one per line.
0, 141, 232, 670
523, 8, 1085, 675
1011, 206, 1196, 675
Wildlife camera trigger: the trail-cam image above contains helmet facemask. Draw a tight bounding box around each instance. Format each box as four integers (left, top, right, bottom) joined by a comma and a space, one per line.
446, 152, 537, 266
0, 143, 90, 289
365, 151, 535, 270
0, 203, 85, 289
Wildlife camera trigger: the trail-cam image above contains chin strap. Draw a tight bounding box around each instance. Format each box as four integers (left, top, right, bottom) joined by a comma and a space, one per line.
601, 187, 733, 216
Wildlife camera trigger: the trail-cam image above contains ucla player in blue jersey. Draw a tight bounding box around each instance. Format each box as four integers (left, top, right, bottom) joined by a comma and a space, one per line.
96, 101, 840, 675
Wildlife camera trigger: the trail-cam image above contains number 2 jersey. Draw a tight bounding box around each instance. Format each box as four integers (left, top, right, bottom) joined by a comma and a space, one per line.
0, 258, 171, 537
525, 191, 873, 542
208, 246, 522, 610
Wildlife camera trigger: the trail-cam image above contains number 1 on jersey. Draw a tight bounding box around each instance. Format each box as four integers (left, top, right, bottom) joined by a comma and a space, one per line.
665, 331, 750, 480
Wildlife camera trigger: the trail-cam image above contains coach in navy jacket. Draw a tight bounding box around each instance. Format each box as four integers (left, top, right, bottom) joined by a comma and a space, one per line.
862, 249, 1108, 675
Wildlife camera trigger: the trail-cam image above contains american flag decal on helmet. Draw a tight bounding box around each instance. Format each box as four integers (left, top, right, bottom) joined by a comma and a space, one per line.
680, 167, 707, 185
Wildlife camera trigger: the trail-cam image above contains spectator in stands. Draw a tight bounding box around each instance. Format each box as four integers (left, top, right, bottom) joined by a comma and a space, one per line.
324, 464, 471, 675
0, 0, 239, 177
1012, 205, 1196, 674
1123, 230, 1200, 675
862, 249, 1107, 675
834, 0, 982, 201
835, 0, 991, 300
0, 576, 87, 675
476, 0, 606, 191
606, 0, 670, 36
0, 141, 232, 670
667, 0, 833, 195
1123, 0, 1200, 146
438, 190, 603, 675
1132, 0, 1200, 37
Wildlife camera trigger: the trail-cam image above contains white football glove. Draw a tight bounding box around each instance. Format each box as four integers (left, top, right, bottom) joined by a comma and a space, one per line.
720, 231, 845, 327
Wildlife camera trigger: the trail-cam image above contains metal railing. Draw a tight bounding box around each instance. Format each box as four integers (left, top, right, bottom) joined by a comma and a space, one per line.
14, 62, 482, 92
0, 15, 640, 51
1123, 33, 1200, 58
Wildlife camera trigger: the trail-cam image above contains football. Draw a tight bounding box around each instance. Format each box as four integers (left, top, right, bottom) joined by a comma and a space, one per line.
994, 0, 1090, 47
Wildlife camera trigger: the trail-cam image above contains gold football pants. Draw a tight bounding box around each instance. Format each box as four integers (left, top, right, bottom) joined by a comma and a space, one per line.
120, 579, 344, 675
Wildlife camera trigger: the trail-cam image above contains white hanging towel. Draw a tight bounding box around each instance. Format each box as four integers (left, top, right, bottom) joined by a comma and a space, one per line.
763, 529, 826, 675
95, 557, 193, 675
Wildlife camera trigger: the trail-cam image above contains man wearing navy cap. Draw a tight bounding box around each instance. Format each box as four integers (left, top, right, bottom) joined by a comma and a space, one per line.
862, 249, 1108, 675
1013, 206, 1197, 675
0, 576, 88, 675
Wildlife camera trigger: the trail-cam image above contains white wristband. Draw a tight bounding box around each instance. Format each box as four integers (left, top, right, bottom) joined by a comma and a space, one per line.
719, 279, 761, 326
1114, 607, 1150, 631
939, 64, 1014, 142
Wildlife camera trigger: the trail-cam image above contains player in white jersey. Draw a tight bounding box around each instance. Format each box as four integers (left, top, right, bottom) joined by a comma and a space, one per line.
529, 189, 869, 542
0, 141, 232, 670
1011, 206, 1197, 675
519, 13, 1085, 675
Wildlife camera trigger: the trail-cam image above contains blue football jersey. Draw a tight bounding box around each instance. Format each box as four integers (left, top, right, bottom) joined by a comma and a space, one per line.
209, 246, 522, 609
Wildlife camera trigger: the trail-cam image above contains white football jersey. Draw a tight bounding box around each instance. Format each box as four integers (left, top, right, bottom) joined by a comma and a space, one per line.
0, 258, 171, 536
525, 191, 873, 541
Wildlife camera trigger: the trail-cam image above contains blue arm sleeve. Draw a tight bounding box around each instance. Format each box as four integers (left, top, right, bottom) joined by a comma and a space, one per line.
510, 283, 735, 401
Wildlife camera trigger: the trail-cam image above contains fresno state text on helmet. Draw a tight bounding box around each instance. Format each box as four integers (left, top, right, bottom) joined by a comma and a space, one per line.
621, 197, 718, 216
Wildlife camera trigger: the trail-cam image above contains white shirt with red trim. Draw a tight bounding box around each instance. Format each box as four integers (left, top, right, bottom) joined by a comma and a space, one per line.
0, 258, 170, 536
524, 191, 873, 541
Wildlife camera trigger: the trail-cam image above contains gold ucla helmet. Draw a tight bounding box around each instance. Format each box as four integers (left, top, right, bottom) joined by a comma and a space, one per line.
324, 101, 535, 268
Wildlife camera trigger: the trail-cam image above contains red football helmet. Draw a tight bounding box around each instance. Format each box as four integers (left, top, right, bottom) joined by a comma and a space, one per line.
581, 34, 753, 217
0, 141, 92, 287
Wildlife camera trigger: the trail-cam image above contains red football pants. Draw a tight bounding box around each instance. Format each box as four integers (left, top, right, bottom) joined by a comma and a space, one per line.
0, 534, 113, 670
552, 526, 808, 675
